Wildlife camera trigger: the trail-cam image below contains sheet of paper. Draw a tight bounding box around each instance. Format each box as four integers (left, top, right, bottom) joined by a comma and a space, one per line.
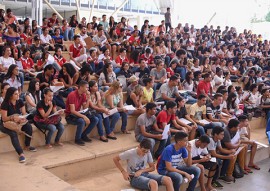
200, 155, 216, 163
254, 141, 269, 148
98, 54, 105, 61
124, 105, 136, 111
199, 119, 210, 125
103, 108, 118, 118
79, 108, 89, 114
154, 101, 165, 105
231, 131, 240, 145
48, 109, 65, 118
221, 112, 229, 116
234, 146, 244, 156
135, 72, 140, 77
179, 90, 187, 94
179, 118, 191, 125
50, 86, 64, 93
162, 124, 170, 140
20, 114, 30, 118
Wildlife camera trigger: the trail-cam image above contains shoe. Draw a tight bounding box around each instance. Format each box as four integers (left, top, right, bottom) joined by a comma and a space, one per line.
100, 137, 108, 142
27, 146, 37, 152
107, 135, 117, 140
212, 180, 224, 188
121, 130, 131, 134
82, 136, 92, 142
19, 155, 26, 163
75, 139, 85, 146
219, 176, 233, 184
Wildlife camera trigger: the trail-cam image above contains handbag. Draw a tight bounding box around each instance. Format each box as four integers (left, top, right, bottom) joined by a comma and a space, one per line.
233, 161, 244, 178
34, 114, 61, 125
3, 114, 32, 138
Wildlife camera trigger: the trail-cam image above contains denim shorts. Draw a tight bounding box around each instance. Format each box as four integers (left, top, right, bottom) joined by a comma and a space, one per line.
130, 172, 164, 190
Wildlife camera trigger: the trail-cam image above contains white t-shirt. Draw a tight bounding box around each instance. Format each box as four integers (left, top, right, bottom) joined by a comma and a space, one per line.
189, 139, 208, 158
191, 65, 201, 72
40, 34, 52, 44
213, 75, 224, 87
0, 57, 16, 69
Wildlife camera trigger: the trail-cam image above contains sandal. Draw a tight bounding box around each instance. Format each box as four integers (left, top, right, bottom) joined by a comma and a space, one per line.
122, 130, 131, 134
248, 164, 260, 170
244, 167, 253, 173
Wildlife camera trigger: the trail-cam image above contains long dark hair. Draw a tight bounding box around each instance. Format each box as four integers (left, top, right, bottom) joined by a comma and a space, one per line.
4, 64, 19, 80
28, 79, 41, 103
60, 63, 76, 77
69, 15, 77, 26
3, 87, 17, 103
227, 92, 237, 110
102, 62, 112, 83
185, 71, 193, 85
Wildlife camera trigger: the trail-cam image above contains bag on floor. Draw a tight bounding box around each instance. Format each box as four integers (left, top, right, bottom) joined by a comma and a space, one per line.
233, 161, 244, 178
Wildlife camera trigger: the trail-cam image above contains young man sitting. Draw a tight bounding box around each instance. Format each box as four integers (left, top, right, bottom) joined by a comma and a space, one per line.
238, 115, 260, 171
206, 93, 229, 128
189, 135, 217, 191
134, 102, 171, 159
157, 132, 201, 191
113, 139, 174, 191
207, 126, 235, 189
156, 100, 185, 133
220, 119, 248, 183
155, 75, 181, 102
65, 80, 99, 146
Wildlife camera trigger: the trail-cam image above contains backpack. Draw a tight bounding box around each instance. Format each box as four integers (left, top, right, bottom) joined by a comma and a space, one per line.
233, 161, 244, 178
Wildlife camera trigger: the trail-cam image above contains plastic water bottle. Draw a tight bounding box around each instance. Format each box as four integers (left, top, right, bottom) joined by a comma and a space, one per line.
184, 174, 194, 183
266, 131, 270, 144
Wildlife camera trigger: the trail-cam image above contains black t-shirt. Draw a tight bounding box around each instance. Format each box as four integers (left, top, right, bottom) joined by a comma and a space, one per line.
30, 44, 45, 58
0, 99, 24, 118
36, 99, 56, 118
36, 73, 54, 91
136, 67, 150, 78
176, 106, 188, 119
198, 46, 208, 55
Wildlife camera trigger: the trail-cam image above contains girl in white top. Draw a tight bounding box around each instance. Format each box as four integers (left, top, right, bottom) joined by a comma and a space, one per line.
183, 71, 194, 91
191, 58, 202, 72
243, 84, 260, 108
223, 72, 232, 87
0, 46, 16, 73
3, 64, 21, 93
25, 80, 42, 114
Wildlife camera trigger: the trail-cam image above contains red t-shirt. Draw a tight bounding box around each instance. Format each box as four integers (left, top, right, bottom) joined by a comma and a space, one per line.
48, 18, 59, 27
20, 33, 32, 45
54, 55, 66, 67
197, 80, 211, 97
115, 55, 129, 65
65, 90, 86, 116
166, 67, 175, 76
69, 43, 83, 58
156, 110, 175, 129
140, 54, 154, 65
128, 35, 140, 45
20, 57, 34, 69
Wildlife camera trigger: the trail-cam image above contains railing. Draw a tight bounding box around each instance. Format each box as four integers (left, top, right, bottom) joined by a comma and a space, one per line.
2, 0, 162, 15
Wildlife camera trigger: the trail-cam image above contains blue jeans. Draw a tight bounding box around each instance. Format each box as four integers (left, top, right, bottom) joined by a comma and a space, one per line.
160, 165, 200, 191
213, 156, 230, 180
211, 122, 225, 128
62, 28, 74, 41
38, 122, 64, 145
136, 134, 171, 158
53, 95, 66, 109
65, 114, 99, 141
95, 113, 105, 136
130, 172, 164, 190
113, 67, 121, 75
0, 123, 32, 155
176, 66, 187, 80
103, 112, 121, 135
153, 82, 162, 99
196, 125, 206, 136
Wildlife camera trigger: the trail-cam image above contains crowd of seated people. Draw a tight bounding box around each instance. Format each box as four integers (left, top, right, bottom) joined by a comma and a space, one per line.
0, 7, 269, 191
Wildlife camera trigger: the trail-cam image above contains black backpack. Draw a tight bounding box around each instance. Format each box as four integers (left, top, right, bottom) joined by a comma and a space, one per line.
233, 161, 244, 178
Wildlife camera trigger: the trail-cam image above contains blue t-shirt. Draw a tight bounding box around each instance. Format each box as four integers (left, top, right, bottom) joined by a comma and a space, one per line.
157, 144, 188, 174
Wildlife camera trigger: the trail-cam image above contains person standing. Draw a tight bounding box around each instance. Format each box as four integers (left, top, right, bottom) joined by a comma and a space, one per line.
164, 8, 171, 33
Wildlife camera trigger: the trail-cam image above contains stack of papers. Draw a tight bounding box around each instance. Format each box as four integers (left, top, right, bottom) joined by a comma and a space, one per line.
179, 118, 191, 125
103, 108, 118, 118
199, 119, 210, 124
48, 109, 65, 118
162, 124, 170, 140
50, 86, 64, 93
124, 105, 136, 111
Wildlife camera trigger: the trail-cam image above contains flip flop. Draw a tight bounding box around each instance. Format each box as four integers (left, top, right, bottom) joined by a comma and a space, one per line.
248, 164, 260, 170
244, 167, 253, 173
122, 130, 131, 134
